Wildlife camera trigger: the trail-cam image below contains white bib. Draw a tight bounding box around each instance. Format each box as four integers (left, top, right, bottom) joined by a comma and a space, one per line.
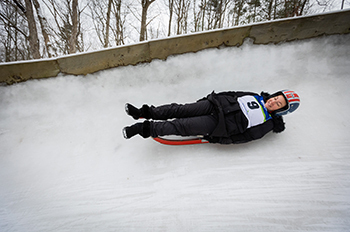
237, 95, 270, 128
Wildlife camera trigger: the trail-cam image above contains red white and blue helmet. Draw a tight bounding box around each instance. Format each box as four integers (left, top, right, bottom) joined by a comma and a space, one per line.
274, 90, 300, 116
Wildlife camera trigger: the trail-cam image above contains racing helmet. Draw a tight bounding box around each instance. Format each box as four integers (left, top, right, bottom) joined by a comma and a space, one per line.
273, 90, 300, 116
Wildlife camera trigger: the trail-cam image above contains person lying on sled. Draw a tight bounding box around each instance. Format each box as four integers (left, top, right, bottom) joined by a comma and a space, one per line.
122, 90, 300, 144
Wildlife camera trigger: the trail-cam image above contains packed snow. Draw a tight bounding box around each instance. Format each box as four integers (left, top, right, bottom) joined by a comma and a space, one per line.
0, 34, 350, 232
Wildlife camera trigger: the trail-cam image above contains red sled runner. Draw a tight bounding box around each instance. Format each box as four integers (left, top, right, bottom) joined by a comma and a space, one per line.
153, 136, 209, 145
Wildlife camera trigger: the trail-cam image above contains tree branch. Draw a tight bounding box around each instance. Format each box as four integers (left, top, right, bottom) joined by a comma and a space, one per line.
0, 12, 28, 38
13, 0, 26, 13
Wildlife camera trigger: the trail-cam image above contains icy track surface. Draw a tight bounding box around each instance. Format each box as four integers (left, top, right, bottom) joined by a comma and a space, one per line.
1, 34, 350, 232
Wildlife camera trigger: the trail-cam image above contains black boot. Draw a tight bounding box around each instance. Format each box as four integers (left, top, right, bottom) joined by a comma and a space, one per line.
122, 121, 151, 139
125, 103, 151, 119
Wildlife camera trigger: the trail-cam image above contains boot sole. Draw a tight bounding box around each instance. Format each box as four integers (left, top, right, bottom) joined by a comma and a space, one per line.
122, 127, 129, 139
125, 103, 130, 115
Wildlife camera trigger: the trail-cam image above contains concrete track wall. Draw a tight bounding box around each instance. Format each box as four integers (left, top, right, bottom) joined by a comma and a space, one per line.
1, 10, 350, 85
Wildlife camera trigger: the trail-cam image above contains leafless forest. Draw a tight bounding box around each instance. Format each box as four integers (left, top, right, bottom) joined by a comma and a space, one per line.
0, 0, 345, 63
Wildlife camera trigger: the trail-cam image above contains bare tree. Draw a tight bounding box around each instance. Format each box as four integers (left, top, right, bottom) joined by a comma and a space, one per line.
233, 0, 246, 26
200, 0, 230, 29
32, 0, 55, 57
89, 0, 125, 48
42, 0, 84, 55
0, 0, 336, 63
14, 0, 41, 59
264, 0, 274, 20
140, 0, 156, 41
247, 0, 261, 23
273, 0, 310, 18
89, 0, 108, 46
105, 0, 113, 47
69, 0, 78, 53
200, 0, 207, 30
193, 0, 207, 32
166, 0, 174, 36
112, 0, 125, 46
173, 0, 191, 34
25, 0, 40, 58
0, 0, 28, 61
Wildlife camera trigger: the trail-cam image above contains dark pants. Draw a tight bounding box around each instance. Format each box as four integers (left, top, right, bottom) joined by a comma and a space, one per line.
149, 100, 218, 137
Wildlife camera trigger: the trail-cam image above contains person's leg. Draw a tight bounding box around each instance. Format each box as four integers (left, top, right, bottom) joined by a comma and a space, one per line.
150, 115, 217, 137
150, 100, 214, 120
126, 100, 214, 120
123, 121, 151, 139
125, 104, 150, 119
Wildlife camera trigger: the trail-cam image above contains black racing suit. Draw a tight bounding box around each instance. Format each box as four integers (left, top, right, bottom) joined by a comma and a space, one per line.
149, 91, 285, 144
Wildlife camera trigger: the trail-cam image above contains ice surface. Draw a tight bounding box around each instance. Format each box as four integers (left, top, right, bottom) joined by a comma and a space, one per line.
0, 34, 350, 232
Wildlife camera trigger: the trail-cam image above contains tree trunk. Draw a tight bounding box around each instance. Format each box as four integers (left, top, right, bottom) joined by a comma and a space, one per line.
168, 0, 174, 36
69, 0, 78, 54
140, 0, 155, 41
32, 0, 53, 58
24, 0, 40, 59
105, 0, 113, 48
266, 0, 273, 20
201, 0, 206, 30
114, 0, 124, 45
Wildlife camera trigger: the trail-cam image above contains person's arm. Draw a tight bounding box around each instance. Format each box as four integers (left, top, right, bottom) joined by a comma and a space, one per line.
205, 120, 275, 144
216, 91, 258, 98
198, 91, 258, 102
